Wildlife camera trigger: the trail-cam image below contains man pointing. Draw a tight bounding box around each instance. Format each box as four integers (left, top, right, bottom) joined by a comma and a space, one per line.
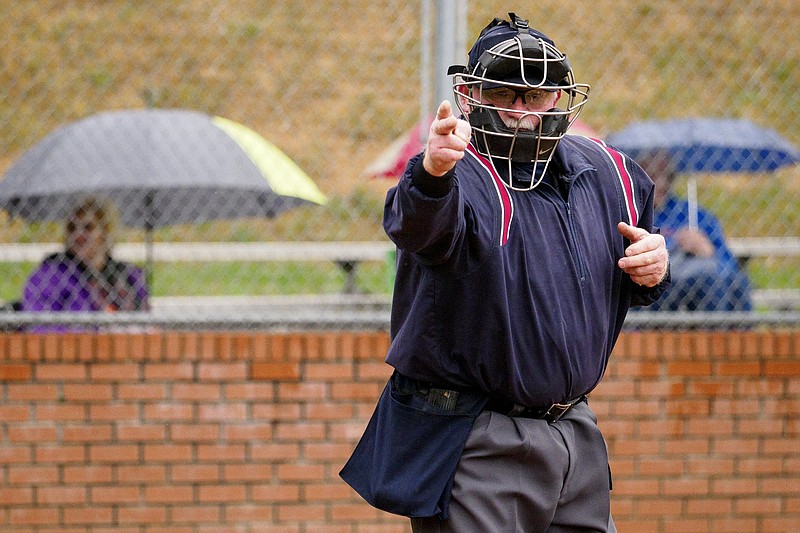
342, 13, 669, 532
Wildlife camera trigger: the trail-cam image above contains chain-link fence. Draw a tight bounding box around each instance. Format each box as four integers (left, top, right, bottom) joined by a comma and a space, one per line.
1, 0, 798, 330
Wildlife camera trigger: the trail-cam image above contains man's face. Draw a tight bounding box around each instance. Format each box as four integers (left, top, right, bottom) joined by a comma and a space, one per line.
473, 85, 561, 130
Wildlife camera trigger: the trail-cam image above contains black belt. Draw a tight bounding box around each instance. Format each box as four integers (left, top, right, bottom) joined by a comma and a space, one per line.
485, 395, 587, 423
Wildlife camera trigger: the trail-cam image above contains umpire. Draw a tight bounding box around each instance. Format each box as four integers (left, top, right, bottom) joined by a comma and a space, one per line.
342, 13, 669, 532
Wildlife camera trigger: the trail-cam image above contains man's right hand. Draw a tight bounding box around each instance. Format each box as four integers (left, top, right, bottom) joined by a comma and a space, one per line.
422, 100, 472, 177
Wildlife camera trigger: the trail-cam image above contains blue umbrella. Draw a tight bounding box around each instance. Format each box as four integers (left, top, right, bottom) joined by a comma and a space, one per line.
606, 117, 800, 226
606, 117, 800, 172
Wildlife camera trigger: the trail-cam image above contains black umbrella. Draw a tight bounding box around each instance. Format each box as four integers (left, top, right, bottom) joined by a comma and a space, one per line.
606, 117, 800, 227
0, 108, 328, 278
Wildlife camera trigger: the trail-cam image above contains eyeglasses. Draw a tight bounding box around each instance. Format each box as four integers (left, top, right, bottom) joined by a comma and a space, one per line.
481, 87, 556, 109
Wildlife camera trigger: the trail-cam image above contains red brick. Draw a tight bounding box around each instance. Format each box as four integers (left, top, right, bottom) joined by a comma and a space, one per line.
0, 487, 33, 506
275, 422, 326, 441
36, 363, 87, 381
171, 464, 220, 483
171, 423, 219, 442
304, 443, 354, 461
765, 361, 800, 376
90, 363, 139, 381
198, 361, 247, 380
305, 362, 353, 380
170, 505, 221, 522
198, 484, 246, 502
144, 362, 194, 381
277, 503, 326, 522
276, 464, 325, 481
277, 382, 327, 401
735, 497, 783, 514
666, 361, 712, 376
143, 444, 193, 462
63, 465, 113, 484
117, 505, 167, 524
90, 485, 140, 504
7, 383, 59, 400
331, 381, 384, 401
7, 425, 57, 442
89, 444, 139, 463
685, 418, 734, 436
225, 382, 275, 401
686, 458, 734, 476
88, 403, 138, 421
9, 465, 59, 484
117, 383, 167, 400
250, 443, 301, 462
62, 383, 114, 401
117, 465, 167, 483
117, 424, 166, 442
35, 445, 85, 464
198, 403, 247, 421
357, 361, 393, 381
0, 405, 30, 423
9, 506, 59, 525
737, 418, 785, 436
222, 464, 272, 481
251, 362, 301, 381
305, 402, 354, 420
0, 364, 31, 381
144, 403, 193, 421
33, 404, 82, 422
251, 483, 301, 502
196, 444, 246, 461
172, 382, 221, 400
222, 423, 273, 441
304, 482, 353, 501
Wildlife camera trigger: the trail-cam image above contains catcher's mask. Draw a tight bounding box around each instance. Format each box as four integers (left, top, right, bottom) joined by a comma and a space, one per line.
449, 13, 591, 190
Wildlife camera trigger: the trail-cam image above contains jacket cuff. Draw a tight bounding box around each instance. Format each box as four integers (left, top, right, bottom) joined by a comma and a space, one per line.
410, 156, 455, 198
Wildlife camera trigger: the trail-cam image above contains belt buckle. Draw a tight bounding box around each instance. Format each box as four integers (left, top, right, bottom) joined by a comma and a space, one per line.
543, 402, 572, 423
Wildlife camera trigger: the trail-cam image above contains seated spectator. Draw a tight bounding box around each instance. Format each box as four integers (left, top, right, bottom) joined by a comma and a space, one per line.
639, 155, 752, 311
21, 196, 150, 314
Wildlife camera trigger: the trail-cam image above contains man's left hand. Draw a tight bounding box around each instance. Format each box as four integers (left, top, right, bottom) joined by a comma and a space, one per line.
616, 222, 669, 287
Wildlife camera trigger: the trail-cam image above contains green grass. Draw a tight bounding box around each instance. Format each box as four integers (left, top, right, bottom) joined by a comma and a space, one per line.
0, 261, 391, 303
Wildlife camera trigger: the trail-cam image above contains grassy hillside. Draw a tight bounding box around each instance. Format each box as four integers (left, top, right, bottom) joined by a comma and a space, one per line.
1, 1, 797, 243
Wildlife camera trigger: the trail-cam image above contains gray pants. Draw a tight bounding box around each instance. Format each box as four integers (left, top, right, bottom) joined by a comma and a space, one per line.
411, 402, 617, 533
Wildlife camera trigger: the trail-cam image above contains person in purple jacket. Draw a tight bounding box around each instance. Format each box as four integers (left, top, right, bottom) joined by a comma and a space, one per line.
21, 196, 149, 316
341, 13, 669, 532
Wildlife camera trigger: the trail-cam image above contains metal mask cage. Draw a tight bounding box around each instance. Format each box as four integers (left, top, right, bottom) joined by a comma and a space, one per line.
451, 35, 591, 191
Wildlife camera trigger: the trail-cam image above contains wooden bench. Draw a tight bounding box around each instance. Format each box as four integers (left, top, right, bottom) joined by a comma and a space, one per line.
728, 237, 800, 310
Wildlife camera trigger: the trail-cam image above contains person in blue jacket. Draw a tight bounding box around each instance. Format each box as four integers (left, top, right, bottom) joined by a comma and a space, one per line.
341, 13, 669, 532
638, 154, 752, 311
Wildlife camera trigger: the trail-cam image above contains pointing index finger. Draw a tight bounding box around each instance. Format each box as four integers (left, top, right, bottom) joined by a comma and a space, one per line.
436, 100, 453, 121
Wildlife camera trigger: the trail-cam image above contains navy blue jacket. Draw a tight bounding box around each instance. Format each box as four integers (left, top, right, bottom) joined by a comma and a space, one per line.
383, 134, 668, 407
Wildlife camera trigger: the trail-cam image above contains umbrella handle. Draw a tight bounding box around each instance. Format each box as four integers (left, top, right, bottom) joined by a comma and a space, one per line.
687, 178, 698, 230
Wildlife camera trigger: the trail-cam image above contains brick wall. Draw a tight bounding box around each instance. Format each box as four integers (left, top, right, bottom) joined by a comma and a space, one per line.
0, 329, 798, 533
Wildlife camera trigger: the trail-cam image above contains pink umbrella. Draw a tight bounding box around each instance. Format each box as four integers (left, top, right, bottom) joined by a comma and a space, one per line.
365, 116, 599, 180
566, 118, 600, 138
364, 115, 433, 180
